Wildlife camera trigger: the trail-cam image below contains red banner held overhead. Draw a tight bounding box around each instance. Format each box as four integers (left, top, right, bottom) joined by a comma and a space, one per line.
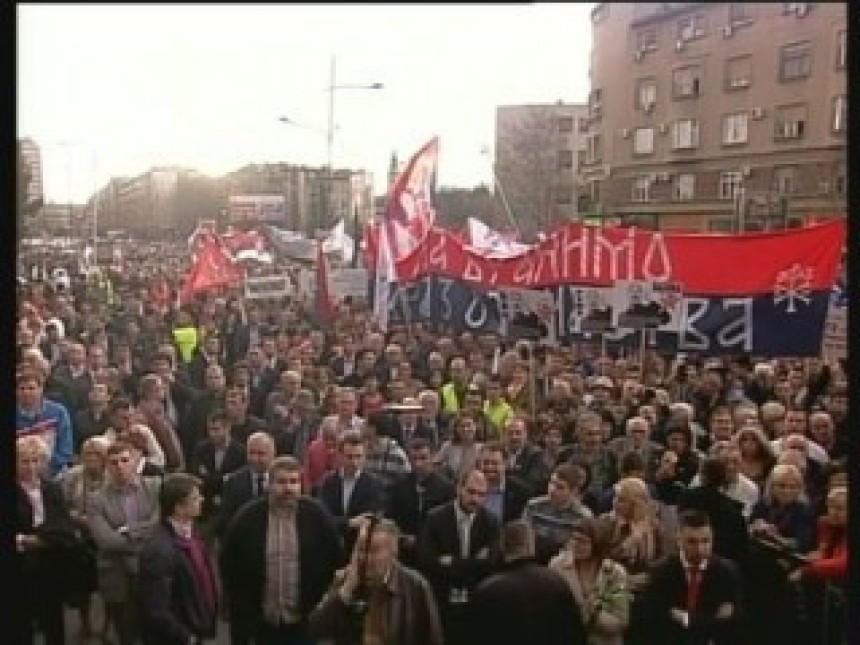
394, 221, 845, 296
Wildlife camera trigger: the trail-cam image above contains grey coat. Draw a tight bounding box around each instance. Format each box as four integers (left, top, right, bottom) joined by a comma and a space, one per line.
87, 476, 161, 602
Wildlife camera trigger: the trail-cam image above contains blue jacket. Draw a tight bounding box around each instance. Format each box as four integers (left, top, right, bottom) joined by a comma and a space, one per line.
16, 399, 74, 477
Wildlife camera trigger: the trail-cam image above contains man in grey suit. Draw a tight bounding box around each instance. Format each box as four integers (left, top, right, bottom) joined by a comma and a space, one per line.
88, 439, 161, 645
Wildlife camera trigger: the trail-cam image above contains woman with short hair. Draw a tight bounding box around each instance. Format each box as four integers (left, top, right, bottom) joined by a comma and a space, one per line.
549, 517, 630, 645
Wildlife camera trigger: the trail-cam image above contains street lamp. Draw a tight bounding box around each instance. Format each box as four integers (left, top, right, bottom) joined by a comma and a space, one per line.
279, 56, 383, 232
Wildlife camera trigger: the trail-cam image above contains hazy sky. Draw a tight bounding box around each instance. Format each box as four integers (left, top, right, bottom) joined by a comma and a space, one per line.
18, 3, 595, 203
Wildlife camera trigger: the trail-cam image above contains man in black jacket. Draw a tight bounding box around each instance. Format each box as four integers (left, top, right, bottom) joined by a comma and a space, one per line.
179, 364, 227, 464
468, 520, 587, 645
479, 441, 532, 523
418, 468, 500, 645
386, 438, 456, 568
678, 456, 749, 566
220, 456, 342, 645
638, 509, 743, 645
217, 432, 276, 538
138, 473, 219, 645
316, 431, 387, 557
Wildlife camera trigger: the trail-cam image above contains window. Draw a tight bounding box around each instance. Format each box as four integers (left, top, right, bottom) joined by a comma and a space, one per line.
633, 128, 655, 155
558, 150, 574, 169
774, 104, 807, 140
783, 3, 813, 16
725, 55, 752, 90
677, 14, 706, 41
585, 133, 602, 163
674, 174, 695, 200
836, 31, 846, 69
673, 66, 701, 98
709, 217, 736, 232
835, 165, 846, 195
672, 119, 699, 149
780, 42, 812, 82
729, 3, 752, 25
589, 88, 603, 117
636, 27, 658, 52
635, 78, 657, 112
632, 176, 651, 202
558, 117, 574, 133
722, 113, 749, 145
773, 167, 796, 195
719, 172, 743, 200
832, 95, 847, 133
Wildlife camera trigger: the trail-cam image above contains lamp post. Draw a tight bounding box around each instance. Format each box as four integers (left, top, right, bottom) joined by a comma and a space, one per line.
279, 56, 383, 233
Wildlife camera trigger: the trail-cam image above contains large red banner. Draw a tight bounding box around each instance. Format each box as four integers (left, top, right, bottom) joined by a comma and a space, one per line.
394, 222, 845, 296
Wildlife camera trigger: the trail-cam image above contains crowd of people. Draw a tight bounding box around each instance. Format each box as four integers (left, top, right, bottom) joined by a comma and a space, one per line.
16, 241, 849, 645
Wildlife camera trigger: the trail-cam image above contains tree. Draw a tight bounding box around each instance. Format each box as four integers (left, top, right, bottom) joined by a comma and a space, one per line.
433, 184, 497, 231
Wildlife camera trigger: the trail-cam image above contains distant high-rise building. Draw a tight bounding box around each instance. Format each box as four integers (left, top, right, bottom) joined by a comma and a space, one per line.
18, 137, 44, 208
494, 102, 589, 236
581, 2, 847, 231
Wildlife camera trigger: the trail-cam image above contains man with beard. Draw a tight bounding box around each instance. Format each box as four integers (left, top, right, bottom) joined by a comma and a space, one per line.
220, 456, 342, 645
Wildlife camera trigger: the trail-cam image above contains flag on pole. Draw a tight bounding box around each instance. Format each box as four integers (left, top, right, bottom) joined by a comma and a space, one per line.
179, 236, 245, 305
386, 136, 438, 260
466, 217, 531, 257
314, 242, 335, 328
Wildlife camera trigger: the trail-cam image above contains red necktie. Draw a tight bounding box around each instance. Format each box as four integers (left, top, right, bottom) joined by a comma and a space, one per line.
686, 568, 702, 613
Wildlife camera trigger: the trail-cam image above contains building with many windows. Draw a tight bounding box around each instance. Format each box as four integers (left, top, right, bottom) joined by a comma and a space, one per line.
581, 2, 847, 231
495, 102, 589, 236
18, 138, 44, 207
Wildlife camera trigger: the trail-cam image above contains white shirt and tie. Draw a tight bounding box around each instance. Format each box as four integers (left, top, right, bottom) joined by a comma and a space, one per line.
454, 502, 474, 558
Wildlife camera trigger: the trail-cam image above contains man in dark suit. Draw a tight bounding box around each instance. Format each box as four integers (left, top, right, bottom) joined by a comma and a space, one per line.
179, 364, 227, 465
138, 473, 219, 645
504, 416, 550, 497
386, 438, 456, 568
479, 441, 533, 523
316, 431, 387, 556
393, 399, 442, 449
188, 409, 246, 542
220, 456, 343, 645
246, 344, 277, 418
638, 509, 743, 645
224, 384, 267, 447
469, 520, 587, 645
73, 382, 113, 453
187, 334, 223, 391
147, 351, 198, 436
678, 456, 750, 566
216, 432, 276, 538
418, 468, 501, 645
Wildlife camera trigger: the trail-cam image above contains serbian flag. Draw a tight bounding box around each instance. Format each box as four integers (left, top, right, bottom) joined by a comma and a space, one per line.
179, 236, 245, 304
386, 136, 438, 260
314, 242, 335, 327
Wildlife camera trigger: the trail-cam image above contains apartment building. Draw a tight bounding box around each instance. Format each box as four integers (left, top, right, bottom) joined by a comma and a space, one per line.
581, 2, 847, 231
495, 102, 589, 236
18, 137, 44, 207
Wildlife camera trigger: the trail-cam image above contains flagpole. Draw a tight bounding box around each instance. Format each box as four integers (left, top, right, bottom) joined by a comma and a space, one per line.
352, 202, 360, 268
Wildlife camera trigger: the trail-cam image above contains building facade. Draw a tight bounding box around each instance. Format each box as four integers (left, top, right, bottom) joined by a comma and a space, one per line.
582, 2, 847, 231
19, 138, 44, 207
495, 102, 589, 236
225, 163, 374, 235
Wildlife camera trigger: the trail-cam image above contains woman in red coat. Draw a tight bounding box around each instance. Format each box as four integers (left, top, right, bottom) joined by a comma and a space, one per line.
791, 485, 847, 584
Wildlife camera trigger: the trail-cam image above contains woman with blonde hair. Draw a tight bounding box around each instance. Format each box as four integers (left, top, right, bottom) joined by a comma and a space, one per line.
750, 463, 815, 553
599, 477, 674, 590
57, 435, 111, 638
550, 517, 630, 645
17, 435, 78, 645
734, 423, 777, 488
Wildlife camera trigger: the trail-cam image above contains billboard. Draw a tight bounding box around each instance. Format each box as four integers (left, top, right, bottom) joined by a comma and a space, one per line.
228, 195, 286, 223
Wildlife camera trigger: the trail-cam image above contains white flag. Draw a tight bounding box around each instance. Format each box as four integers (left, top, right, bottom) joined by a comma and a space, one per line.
372, 224, 395, 331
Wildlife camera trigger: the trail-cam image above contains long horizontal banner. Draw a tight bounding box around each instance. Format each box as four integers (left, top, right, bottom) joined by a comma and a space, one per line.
385, 275, 832, 356
395, 221, 844, 295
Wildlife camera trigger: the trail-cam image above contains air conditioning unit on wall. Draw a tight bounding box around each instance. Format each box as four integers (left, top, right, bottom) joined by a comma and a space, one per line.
752, 107, 766, 119
634, 50, 644, 61
723, 25, 733, 38
620, 129, 631, 139
741, 166, 752, 177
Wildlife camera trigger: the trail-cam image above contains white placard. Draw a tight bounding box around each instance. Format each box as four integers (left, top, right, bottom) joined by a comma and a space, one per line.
329, 268, 369, 300
244, 275, 293, 300
821, 304, 847, 362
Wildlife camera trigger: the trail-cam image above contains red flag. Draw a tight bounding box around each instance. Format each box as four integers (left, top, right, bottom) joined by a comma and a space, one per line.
386, 136, 438, 259
179, 237, 245, 304
314, 242, 335, 327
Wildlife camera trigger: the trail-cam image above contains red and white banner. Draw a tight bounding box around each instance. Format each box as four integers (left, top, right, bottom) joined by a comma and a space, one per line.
395, 221, 845, 296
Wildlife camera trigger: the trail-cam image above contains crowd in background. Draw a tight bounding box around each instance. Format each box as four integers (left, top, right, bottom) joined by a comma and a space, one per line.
16, 242, 849, 645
